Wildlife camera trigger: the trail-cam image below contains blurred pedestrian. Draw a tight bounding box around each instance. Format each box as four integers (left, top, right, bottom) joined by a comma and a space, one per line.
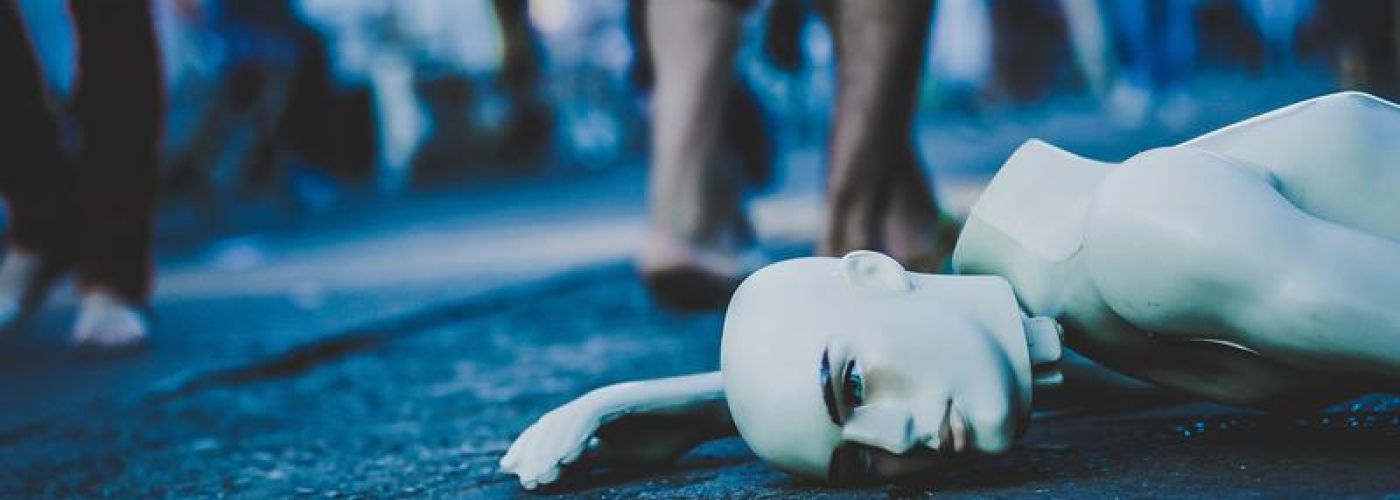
989, 0, 1074, 103
1104, 0, 1201, 129
164, 0, 342, 211
1316, 0, 1399, 100
1058, 0, 1115, 99
639, 0, 957, 310
491, 0, 555, 165
0, 0, 162, 349
627, 0, 776, 190
1238, 0, 1313, 70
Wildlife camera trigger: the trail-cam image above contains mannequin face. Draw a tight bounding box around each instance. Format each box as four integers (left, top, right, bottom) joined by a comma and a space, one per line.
720, 252, 1036, 483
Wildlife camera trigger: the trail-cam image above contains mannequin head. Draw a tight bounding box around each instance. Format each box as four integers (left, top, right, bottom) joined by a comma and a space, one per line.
720, 251, 1058, 483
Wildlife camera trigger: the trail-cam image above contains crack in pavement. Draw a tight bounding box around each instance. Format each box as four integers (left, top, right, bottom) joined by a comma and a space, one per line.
0, 262, 633, 448
141, 262, 633, 404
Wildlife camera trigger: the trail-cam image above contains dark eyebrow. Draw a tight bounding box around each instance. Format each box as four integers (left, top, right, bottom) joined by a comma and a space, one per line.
820, 348, 841, 425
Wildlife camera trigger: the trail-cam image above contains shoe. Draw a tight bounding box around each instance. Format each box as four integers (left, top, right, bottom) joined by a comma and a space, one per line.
72, 290, 150, 351
638, 215, 767, 311
0, 248, 63, 333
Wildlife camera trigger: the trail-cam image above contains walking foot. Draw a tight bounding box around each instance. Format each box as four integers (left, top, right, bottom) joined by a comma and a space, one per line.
72, 290, 149, 351
0, 248, 62, 332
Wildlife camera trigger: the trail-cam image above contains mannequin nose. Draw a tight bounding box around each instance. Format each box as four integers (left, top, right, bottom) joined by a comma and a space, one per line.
839, 404, 918, 454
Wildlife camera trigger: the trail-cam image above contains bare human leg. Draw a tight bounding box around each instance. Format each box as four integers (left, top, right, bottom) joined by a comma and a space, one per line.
639, 0, 763, 309
823, 0, 956, 272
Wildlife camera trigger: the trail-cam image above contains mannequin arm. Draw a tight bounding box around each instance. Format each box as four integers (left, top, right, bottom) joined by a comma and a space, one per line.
499, 372, 734, 489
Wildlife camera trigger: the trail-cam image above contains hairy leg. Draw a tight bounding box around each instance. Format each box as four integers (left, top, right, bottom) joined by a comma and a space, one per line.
640, 0, 758, 309
824, 0, 954, 272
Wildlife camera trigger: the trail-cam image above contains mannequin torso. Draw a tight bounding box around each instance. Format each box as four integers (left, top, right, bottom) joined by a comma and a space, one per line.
954, 92, 1400, 407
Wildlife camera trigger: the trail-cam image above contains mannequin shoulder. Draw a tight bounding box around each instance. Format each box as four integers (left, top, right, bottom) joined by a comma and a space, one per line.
1079, 147, 1295, 331
1087, 146, 1279, 227
1187, 91, 1400, 154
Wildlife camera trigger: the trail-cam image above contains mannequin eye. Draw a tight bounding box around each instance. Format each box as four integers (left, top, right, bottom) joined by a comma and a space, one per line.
842, 359, 866, 408
822, 349, 867, 424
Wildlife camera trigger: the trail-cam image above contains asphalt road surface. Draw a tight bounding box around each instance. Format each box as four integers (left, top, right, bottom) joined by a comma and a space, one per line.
6, 75, 1395, 498
3, 262, 1397, 498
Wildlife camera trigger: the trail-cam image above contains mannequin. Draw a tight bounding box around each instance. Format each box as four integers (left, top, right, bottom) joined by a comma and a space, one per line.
500, 91, 1400, 489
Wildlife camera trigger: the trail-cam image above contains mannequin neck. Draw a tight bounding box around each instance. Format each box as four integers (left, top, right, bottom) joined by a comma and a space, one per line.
951, 140, 1113, 317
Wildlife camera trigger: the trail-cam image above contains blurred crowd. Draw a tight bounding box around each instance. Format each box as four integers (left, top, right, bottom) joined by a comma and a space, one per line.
2, 0, 1399, 348
11, 0, 1398, 208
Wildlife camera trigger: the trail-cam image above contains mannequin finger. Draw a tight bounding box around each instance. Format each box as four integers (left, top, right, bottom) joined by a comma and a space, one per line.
515, 429, 556, 478
532, 422, 581, 478
556, 414, 600, 465
499, 435, 527, 472
533, 419, 570, 465
559, 435, 591, 465
502, 421, 544, 470
535, 465, 562, 486
501, 424, 536, 469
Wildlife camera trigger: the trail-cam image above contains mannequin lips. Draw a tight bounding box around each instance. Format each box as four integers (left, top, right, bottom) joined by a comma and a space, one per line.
828, 399, 983, 484
828, 442, 970, 485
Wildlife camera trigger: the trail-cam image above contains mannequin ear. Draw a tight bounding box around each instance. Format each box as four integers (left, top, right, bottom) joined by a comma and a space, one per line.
1022, 316, 1063, 366
839, 251, 912, 293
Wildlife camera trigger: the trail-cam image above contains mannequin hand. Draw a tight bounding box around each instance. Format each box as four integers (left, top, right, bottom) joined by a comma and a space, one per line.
499, 384, 712, 490
499, 388, 613, 489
